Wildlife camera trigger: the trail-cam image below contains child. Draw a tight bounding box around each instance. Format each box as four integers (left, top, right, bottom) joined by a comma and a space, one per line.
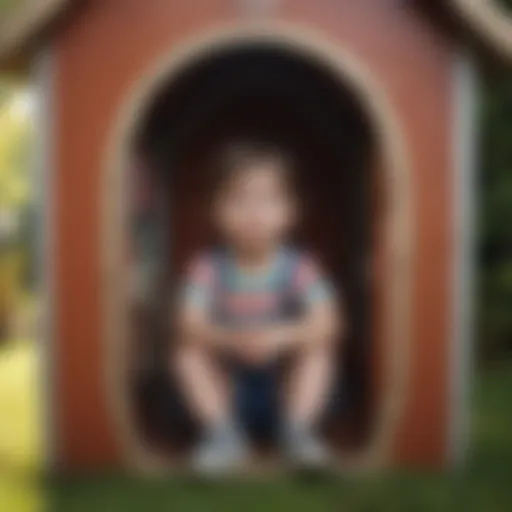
174, 142, 341, 473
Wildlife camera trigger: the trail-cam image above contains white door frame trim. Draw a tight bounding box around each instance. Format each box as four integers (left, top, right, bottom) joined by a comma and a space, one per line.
448, 49, 478, 467
32, 45, 57, 470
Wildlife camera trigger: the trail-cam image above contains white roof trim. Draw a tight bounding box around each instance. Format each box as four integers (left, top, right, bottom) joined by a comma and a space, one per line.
0, 0, 72, 68
451, 0, 512, 59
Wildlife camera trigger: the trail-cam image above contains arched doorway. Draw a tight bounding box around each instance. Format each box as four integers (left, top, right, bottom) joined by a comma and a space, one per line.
104, 25, 412, 472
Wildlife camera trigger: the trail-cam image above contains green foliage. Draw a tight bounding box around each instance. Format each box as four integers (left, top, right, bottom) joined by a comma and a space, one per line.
0, 82, 33, 335
0, 86, 32, 209
478, 68, 512, 361
498, 0, 512, 13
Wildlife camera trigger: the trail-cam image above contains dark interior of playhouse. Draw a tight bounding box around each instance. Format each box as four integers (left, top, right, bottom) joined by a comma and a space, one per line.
125, 44, 380, 458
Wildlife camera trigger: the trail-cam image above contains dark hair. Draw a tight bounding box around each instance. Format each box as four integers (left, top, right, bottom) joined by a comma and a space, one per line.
212, 140, 295, 194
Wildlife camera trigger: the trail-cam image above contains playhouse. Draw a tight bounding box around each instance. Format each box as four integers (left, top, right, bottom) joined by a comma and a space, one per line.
1, 0, 511, 473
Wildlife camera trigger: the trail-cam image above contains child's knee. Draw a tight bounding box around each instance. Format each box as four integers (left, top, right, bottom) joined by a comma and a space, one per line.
296, 336, 335, 359
174, 342, 208, 373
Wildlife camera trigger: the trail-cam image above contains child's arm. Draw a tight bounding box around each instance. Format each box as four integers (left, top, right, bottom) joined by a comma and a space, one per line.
278, 253, 341, 348
240, 297, 340, 365
277, 296, 340, 349
174, 253, 234, 350
241, 256, 342, 364
177, 298, 237, 350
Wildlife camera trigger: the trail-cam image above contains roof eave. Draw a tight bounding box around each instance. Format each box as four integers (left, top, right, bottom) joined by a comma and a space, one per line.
450, 0, 512, 60
0, 0, 80, 75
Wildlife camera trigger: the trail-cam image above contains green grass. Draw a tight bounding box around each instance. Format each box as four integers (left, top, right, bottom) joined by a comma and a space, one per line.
1, 341, 512, 511
47, 361, 512, 511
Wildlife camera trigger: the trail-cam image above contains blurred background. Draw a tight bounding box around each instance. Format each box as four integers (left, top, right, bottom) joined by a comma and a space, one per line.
0, 0, 511, 510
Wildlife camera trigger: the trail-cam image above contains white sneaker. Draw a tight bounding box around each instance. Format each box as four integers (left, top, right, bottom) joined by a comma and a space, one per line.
191, 426, 249, 476
283, 426, 331, 471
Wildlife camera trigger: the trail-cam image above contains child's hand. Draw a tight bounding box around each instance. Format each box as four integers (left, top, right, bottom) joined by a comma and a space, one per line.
235, 327, 288, 366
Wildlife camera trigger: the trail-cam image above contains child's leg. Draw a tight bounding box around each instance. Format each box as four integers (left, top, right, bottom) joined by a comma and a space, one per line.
280, 341, 335, 467
285, 342, 334, 427
174, 343, 231, 428
174, 343, 249, 473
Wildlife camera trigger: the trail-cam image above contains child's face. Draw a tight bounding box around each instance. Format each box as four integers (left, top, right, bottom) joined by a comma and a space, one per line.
214, 163, 296, 253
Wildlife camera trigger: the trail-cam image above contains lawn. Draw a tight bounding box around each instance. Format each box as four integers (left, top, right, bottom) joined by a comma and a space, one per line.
1, 341, 512, 511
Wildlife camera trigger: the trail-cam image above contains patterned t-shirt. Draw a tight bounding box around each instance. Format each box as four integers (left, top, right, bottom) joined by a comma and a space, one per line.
182, 246, 335, 327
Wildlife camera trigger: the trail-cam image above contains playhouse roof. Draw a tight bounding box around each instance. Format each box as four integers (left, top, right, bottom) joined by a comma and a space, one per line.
440, 0, 512, 59
0, 0, 511, 73
0, 0, 80, 72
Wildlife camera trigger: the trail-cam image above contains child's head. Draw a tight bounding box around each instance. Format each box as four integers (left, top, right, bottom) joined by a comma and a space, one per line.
212, 141, 298, 253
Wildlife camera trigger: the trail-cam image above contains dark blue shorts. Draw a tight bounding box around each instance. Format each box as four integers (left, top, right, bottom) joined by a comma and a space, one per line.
233, 364, 281, 441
